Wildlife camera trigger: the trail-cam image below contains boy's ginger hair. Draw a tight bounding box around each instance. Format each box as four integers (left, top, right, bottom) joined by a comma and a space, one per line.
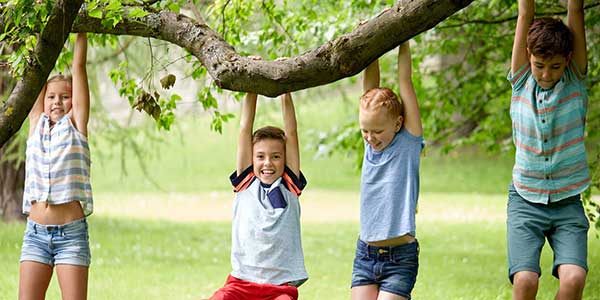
360, 87, 404, 119
527, 17, 573, 59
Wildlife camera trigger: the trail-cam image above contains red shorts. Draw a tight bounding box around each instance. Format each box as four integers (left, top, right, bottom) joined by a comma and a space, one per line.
210, 275, 299, 300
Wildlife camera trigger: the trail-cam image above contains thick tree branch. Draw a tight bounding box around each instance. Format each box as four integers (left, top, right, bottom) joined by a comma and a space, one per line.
71, 0, 473, 96
0, 0, 84, 148
439, 1, 600, 29
1, 0, 473, 148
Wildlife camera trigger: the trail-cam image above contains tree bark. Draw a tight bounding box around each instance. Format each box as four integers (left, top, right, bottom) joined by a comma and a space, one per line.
0, 142, 25, 222
72, 0, 473, 95
0, 0, 84, 148
0, 0, 473, 148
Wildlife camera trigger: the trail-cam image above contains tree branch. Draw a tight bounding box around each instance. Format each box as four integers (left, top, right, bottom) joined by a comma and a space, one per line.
0, 0, 84, 147
71, 0, 473, 96
0, 0, 473, 147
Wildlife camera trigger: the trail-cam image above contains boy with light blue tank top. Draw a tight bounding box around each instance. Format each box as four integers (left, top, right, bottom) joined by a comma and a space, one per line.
351, 41, 424, 300
507, 1, 590, 300
210, 92, 307, 300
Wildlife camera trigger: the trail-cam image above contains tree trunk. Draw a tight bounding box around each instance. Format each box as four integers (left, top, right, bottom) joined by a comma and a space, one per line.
0, 143, 25, 222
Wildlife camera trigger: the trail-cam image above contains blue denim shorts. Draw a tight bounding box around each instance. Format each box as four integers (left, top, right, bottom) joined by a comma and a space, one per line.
507, 186, 588, 282
20, 218, 91, 267
351, 238, 419, 298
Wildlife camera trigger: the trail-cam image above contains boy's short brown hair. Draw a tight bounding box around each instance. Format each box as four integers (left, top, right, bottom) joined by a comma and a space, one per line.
527, 17, 573, 59
360, 87, 404, 119
252, 126, 286, 145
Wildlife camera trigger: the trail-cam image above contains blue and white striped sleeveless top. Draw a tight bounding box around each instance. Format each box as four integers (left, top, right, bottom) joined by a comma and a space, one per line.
23, 114, 93, 216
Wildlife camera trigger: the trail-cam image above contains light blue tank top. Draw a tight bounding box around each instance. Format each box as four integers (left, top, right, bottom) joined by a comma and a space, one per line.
360, 128, 424, 242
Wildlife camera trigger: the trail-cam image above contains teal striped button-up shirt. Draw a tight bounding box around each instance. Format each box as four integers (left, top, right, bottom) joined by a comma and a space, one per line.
508, 62, 590, 204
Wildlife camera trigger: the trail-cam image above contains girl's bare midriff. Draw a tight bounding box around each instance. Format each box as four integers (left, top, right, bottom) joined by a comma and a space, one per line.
367, 234, 416, 247
29, 201, 84, 225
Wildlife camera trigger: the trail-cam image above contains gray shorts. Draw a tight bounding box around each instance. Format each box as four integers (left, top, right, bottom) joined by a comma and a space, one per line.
20, 218, 91, 267
507, 186, 588, 282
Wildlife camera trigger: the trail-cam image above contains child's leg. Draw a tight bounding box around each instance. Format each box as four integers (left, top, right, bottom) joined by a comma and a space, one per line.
351, 285, 379, 300
19, 261, 53, 300
377, 290, 408, 300
52, 219, 91, 300
512, 271, 539, 300
56, 264, 89, 300
507, 188, 547, 300
547, 195, 589, 300
555, 265, 586, 300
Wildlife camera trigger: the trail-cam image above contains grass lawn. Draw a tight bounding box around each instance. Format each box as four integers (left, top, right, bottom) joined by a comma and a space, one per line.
1, 216, 599, 300
1, 188, 599, 300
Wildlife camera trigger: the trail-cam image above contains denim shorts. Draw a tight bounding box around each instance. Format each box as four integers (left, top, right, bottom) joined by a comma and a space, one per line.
507, 186, 588, 282
351, 238, 419, 298
20, 218, 91, 267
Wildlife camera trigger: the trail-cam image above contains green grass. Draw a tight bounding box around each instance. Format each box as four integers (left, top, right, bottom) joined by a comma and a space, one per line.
1, 217, 599, 299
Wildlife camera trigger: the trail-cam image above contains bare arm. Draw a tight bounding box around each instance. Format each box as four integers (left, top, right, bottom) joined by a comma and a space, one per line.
282, 92, 300, 177
363, 60, 380, 94
512, 0, 534, 75
567, 0, 586, 73
28, 85, 45, 137
70, 32, 90, 136
397, 42, 422, 136
236, 93, 257, 176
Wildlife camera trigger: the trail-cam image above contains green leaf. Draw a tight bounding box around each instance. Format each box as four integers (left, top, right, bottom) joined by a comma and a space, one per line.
88, 7, 103, 19
128, 7, 149, 19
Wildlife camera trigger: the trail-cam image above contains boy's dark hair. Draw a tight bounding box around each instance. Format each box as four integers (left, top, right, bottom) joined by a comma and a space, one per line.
527, 17, 573, 59
252, 126, 286, 145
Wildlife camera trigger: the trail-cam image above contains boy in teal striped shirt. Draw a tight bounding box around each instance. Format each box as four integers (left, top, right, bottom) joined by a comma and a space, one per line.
507, 1, 590, 300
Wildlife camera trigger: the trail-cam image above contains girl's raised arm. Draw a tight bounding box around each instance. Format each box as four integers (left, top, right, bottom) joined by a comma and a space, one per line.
71, 32, 90, 136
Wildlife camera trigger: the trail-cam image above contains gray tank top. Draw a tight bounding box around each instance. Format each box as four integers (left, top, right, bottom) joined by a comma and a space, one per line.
229, 167, 308, 286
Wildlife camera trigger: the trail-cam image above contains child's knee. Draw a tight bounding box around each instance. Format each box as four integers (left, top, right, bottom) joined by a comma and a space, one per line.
513, 271, 539, 290
558, 265, 586, 289
273, 294, 295, 300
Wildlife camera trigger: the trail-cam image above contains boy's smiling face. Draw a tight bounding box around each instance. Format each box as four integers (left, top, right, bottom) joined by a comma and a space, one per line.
253, 138, 285, 185
529, 53, 570, 89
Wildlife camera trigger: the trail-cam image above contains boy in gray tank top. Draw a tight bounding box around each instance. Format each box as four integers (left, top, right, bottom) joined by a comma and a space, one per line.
210, 92, 307, 300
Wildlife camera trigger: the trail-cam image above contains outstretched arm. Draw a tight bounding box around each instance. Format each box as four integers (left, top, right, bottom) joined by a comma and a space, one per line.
363, 60, 380, 94
397, 41, 422, 136
512, 0, 534, 74
70, 32, 90, 136
236, 93, 257, 176
567, 0, 586, 73
282, 93, 300, 177
28, 85, 45, 137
